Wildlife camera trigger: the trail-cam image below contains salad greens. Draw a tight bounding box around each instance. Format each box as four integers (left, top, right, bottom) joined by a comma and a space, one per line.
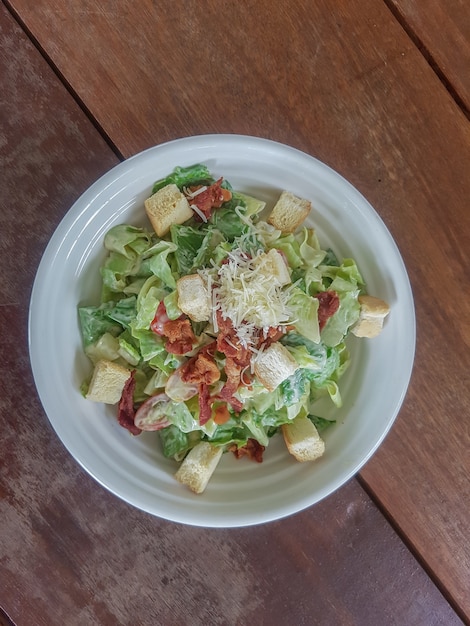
79, 163, 365, 464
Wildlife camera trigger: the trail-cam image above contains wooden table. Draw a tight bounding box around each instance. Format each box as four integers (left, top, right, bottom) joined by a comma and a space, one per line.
1, 1, 469, 624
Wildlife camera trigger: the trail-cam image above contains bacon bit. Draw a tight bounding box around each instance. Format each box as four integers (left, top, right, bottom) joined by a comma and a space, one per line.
151, 301, 196, 354
198, 383, 212, 426
214, 404, 230, 425
213, 312, 252, 413
261, 325, 288, 348
218, 380, 243, 413
230, 438, 265, 463
117, 371, 141, 436
216, 311, 252, 366
315, 290, 340, 330
187, 177, 232, 220
181, 349, 220, 386
162, 318, 196, 355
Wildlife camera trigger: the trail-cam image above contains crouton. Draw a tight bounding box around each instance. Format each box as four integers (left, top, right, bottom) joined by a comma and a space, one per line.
86, 359, 131, 404
351, 294, 390, 338
144, 183, 193, 237
267, 190, 312, 233
175, 442, 224, 494
254, 342, 299, 392
255, 248, 291, 286
176, 274, 211, 322
282, 415, 325, 462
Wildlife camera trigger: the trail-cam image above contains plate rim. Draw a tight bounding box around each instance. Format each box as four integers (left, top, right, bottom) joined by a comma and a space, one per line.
28, 134, 416, 527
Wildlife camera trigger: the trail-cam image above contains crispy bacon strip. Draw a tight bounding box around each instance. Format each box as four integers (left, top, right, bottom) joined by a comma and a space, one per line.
198, 383, 212, 426
181, 344, 220, 386
216, 311, 252, 366
315, 290, 340, 330
117, 371, 141, 436
230, 438, 265, 463
188, 177, 232, 220
162, 318, 196, 355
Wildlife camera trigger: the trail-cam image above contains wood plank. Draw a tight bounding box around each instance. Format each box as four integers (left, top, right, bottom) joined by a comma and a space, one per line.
7, 0, 470, 615
386, 0, 470, 113
2, 0, 469, 621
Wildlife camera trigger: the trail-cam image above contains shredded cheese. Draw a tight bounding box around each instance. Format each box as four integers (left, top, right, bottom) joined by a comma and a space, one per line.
209, 247, 294, 348
183, 185, 208, 198
190, 203, 208, 222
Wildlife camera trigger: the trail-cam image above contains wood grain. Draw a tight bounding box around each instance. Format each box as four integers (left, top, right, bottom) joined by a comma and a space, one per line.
386, 0, 470, 113
1, 0, 469, 622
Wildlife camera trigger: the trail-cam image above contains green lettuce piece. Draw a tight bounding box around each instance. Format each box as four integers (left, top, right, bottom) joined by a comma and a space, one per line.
104, 225, 151, 258
241, 413, 271, 447
268, 233, 303, 268
241, 402, 296, 446
160, 426, 192, 460
309, 415, 336, 432
296, 228, 326, 268
210, 207, 248, 240
320, 258, 364, 291
84, 332, 120, 363
163, 290, 182, 320
192, 228, 225, 269
133, 275, 172, 333
148, 351, 183, 376
307, 258, 364, 346
284, 344, 325, 372
233, 192, 265, 217
143, 240, 177, 289
100, 226, 155, 296
320, 290, 361, 347
78, 301, 128, 346
322, 248, 340, 267
130, 325, 165, 361
152, 163, 213, 194
288, 288, 320, 343
101, 252, 138, 294
206, 416, 252, 448
154, 399, 201, 433
105, 296, 137, 329
307, 343, 350, 407
170, 224, 208, 275
306, 345, 341, 386
277, 369, 309, 408
118, 336, 141, 366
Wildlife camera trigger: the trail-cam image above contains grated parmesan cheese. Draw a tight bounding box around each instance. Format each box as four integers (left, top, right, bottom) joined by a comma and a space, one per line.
209, 247, 294, 348
190, 203, 208, 222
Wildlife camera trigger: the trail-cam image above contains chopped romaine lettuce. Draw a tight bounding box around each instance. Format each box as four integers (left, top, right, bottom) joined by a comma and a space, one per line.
152, 163, 214, 194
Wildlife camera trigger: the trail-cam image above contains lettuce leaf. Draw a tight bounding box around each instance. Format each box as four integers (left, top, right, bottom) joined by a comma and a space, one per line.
143, 240, 177, 289
170, 224, 208, 276
78, 298, 136, 346
104, 225, 151, 258
288, 288, 320, 343
210, 207, 248, 240
152, 163, 214, 194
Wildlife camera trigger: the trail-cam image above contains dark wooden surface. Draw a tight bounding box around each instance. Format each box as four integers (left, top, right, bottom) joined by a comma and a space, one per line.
1, 0, 469, 624
387, 0, 470, 113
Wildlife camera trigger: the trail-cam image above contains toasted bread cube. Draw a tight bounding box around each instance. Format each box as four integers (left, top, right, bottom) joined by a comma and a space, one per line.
254, 342, 299, 392
351, 294, 390, 338
256, 248, 291, 285
175, 442, 224, 494
86, 359, 131, 404
282, 415, 325, 462
176, 274, 211, 322
145, 183, 193, 237
267, 190, 312, 233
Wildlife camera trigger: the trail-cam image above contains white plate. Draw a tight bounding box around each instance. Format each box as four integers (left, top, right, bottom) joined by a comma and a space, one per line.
29, 135, 415, 527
